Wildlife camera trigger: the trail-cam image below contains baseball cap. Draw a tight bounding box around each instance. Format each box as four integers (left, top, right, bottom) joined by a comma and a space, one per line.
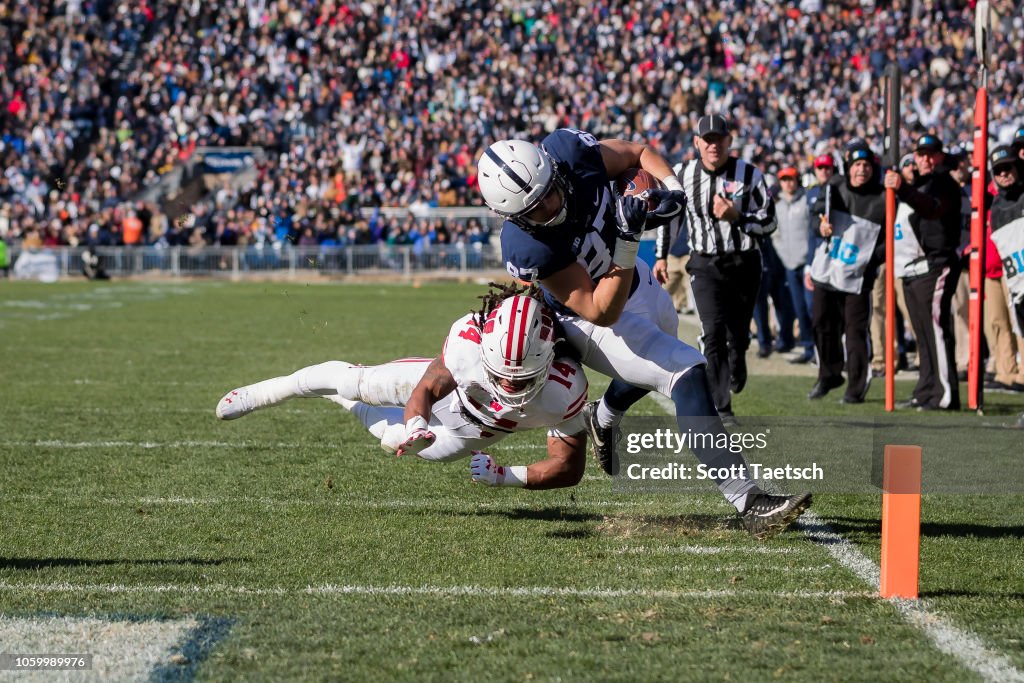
990, 145, 1016, 170
900, 153, 916, 169
1014, 127, 1024, 150
696, 114, 730, 138
813, 154, 835, 169
778, 166, 799, 179
914, 134, 943, 153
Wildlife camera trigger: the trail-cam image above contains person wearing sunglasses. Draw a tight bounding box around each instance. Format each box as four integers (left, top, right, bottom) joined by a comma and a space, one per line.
883, 134, 964, 410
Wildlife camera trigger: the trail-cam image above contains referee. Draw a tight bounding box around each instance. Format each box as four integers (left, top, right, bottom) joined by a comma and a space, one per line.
656, 114, 776, 422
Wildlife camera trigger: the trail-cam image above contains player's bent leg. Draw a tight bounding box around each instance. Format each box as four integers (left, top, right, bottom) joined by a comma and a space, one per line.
215, 361, 355, 420
670, 365, 812, 539
564, 308, 704, 474
335, 358, 432, 406
584, 380, 647, 475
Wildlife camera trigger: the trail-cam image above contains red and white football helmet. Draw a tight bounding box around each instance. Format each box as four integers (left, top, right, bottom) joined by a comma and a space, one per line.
479, 295, 557, 408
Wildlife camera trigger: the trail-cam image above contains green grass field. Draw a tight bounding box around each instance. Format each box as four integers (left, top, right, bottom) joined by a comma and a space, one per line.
1, 280, 1022, 681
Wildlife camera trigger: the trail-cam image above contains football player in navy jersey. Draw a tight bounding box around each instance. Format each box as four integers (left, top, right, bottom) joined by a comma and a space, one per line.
478, 128, 812, 539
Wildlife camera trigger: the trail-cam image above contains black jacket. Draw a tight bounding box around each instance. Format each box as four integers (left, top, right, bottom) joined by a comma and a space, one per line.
896, 168, 962, 270
990, 181, 1024, 234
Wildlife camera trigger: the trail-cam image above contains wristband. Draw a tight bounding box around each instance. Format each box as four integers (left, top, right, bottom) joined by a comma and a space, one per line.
661, 175, 683, 192
613, 238, 639, 269
500, 466, 528, 487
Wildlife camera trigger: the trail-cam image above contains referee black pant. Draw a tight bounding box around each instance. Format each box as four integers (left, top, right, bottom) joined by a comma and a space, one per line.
812, 279, 873, 401
903, 264, 961, 410
687, 250, 762, 414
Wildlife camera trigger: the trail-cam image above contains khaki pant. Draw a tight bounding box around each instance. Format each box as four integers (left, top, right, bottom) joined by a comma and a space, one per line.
870, 264, 912, 371
665, 254, 691, 312
984, 276, 1024, 386
952, 270, 970, 372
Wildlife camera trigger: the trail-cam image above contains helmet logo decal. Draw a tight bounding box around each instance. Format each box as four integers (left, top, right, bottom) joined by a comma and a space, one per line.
485, 148, 531, 192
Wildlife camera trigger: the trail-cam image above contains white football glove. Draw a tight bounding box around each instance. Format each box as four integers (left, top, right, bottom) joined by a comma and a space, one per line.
380, 422, 406, 453
380, 416, 435, 456
395, 415, 436, 457
470, 452, 503, 486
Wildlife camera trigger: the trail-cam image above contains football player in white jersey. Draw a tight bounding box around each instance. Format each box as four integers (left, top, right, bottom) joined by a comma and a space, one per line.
215, 291, 590, 490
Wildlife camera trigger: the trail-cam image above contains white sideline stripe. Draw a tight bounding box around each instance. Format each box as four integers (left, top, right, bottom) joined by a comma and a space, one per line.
0, 581, 872, 601
799, 511, 1024, 683
648, 392, 1024, 682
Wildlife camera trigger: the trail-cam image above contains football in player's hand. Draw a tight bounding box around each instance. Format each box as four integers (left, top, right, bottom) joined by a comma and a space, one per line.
615, 168, 663, 210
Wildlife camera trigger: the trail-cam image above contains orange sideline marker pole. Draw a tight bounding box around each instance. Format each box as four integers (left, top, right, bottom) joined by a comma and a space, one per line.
880, 445, 922, 599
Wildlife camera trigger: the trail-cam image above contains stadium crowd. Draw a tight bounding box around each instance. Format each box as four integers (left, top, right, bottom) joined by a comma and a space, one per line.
1, 0, 1022, 250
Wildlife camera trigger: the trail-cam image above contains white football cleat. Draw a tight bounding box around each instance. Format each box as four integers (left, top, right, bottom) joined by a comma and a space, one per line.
216, 384, 279, 420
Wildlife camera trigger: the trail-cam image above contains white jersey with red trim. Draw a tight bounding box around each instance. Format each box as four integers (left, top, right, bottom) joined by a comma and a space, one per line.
441, 313, 588, 437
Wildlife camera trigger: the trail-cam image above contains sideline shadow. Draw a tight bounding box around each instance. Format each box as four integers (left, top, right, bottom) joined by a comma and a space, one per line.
921, 589, 1024, 599
818, 516, 1024, 540
0, 557, 246, 570
456, 507, 604, 523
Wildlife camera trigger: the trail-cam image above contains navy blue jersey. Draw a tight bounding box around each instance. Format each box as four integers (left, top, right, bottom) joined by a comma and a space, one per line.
500, 129, 620, 311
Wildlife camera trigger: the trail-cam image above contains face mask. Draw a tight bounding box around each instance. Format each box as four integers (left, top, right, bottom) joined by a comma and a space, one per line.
543, 204, 567, 226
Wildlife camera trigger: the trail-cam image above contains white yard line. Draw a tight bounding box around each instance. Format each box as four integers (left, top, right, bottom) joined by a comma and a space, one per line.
0, 580, 871, 601
648, 391, 1024, 683
613, 544, 797, 555
3, 493, 655, 510
1, 440, 339, 449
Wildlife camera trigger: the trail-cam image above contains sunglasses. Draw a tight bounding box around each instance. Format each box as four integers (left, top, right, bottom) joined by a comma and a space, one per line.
993, 166, 1016, 176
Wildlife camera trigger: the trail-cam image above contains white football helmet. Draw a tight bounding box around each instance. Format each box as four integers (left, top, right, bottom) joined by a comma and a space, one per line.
479, 295, 557, 409
477, 140, 568, 227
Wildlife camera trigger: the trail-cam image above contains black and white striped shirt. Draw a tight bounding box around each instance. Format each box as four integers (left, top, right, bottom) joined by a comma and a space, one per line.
655, 157, 775, 258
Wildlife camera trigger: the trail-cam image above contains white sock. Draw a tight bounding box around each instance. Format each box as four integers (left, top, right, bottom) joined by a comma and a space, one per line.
722, 482, 761, 514
292, 361, 353, 397
595, 398, 626, 430
245, 375, 301, 407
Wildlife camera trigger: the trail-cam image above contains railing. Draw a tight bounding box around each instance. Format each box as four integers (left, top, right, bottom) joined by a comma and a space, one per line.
8, 244, 507, 280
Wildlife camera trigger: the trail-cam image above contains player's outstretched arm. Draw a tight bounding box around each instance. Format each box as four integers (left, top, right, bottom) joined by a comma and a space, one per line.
403, 357, 456, 423
382, 357, 457, 455
470, 431, 586, 490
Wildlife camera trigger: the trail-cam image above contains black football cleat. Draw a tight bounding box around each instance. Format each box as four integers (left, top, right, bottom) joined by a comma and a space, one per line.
740, 492, 813, 540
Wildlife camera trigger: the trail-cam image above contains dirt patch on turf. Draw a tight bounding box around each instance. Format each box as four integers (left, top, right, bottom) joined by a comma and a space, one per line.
596, 512, 737, 539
